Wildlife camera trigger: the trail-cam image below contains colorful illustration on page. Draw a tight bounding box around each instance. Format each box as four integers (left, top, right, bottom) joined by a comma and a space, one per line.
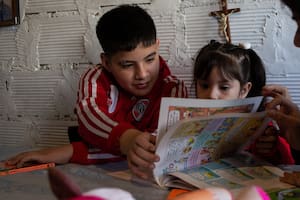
166, 104, 255, 129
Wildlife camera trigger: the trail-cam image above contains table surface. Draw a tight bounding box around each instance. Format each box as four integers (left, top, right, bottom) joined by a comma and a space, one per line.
0, 146, 169, 200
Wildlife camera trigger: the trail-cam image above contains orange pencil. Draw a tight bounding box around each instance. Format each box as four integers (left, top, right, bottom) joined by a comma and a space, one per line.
0, 162, 55, 176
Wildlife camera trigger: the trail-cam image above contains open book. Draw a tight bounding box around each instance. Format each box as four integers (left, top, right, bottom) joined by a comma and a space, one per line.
152, 97, 290, 194
162, 153, 294, 198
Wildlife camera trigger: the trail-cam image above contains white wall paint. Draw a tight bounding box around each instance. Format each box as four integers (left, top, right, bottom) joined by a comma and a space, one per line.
0, 0, 299, 147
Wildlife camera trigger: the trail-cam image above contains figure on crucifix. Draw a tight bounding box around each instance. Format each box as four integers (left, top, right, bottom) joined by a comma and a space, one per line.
210, 0, 240, 43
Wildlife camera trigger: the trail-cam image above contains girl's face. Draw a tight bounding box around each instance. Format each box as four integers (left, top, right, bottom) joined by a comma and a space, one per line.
196, 67, 251, 100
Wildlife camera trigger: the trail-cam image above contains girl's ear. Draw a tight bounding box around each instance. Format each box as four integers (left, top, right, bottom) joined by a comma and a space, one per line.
100, 53, 111, 72
239, 82, 252, 98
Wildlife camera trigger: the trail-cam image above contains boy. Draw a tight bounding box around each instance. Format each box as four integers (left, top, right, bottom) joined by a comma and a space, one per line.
6, 5, 187, 179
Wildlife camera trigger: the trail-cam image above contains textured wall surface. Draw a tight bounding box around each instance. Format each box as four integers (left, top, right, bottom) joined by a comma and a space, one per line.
0, 0, 299, 147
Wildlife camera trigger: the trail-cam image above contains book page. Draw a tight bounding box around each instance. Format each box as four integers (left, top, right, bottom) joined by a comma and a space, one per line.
164, 154, 293, 197
153, 112, 271, 187
157, 96, 263, 142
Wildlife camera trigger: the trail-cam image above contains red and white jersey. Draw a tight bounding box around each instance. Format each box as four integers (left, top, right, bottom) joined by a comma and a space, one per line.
71, 57, 187, 164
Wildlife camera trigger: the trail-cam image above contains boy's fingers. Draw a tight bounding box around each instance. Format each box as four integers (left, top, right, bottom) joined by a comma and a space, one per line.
150, 134, 156, 145
128, 148, 154, 168
127, 158, 152, 180
134, 145, 158, 163
135, 137, 156, 153
135, 133, 155, 152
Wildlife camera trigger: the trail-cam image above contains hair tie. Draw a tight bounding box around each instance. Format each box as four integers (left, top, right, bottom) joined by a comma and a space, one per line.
238, 42, 251, 49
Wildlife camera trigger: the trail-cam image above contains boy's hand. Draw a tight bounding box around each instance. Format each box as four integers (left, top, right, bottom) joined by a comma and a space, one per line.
120, 129, 160, 179
5, 144, 73, 168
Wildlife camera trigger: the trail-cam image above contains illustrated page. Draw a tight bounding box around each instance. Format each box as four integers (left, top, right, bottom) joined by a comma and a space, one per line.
153, 112, 270, 185
157, 96, 263, 142
166, 154, 293, 196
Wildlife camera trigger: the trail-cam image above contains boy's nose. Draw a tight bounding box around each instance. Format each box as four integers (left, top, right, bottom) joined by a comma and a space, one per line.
135, 64, 147, 79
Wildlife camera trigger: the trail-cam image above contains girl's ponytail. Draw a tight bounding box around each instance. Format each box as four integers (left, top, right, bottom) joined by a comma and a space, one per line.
246, 49, 266, 97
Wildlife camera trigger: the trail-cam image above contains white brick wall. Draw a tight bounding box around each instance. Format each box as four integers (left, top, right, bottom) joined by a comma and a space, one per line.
0, 0, 299, 147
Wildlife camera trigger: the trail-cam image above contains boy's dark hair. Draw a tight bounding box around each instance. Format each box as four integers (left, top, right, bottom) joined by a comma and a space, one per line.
96, 4, 157, 56
193, 40, 266, 97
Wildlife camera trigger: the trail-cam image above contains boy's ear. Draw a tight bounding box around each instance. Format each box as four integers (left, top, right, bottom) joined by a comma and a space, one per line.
156, 39, 160, 47
100, 53, 111, 72
239, 82, 252, 98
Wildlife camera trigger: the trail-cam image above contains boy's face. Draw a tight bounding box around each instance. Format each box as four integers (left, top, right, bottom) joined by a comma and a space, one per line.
196, 67, 251, 100
101, 40, 160, 97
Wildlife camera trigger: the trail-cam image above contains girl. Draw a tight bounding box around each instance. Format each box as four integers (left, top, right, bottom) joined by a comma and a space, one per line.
193, 40, 294, 165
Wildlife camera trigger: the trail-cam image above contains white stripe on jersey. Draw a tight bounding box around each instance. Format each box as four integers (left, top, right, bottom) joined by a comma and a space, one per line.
79, 67, 94, 101
76, 104, 109, 138
91, 68, 101, 98
88, 153, 120, 159
81, 67, 118, 127
80, 99, 112, 132
90, 97, 118, 127
77, 66, 120, 137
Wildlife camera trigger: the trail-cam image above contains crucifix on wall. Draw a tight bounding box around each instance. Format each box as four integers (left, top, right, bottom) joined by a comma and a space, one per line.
210, 0, 240, 43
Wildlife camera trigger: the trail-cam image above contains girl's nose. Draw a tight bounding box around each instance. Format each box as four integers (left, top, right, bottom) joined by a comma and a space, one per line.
207, 88, 218, 99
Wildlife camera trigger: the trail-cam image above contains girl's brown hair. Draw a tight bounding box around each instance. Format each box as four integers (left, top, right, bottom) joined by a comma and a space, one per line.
193, 40, 266, 97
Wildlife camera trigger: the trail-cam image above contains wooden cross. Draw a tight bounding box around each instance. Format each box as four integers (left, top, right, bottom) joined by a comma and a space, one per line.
210, 0, 240, 43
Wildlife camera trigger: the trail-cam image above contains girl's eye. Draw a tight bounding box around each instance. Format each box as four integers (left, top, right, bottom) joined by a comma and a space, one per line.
199, 83, 209, 89
220, 85, 230, 91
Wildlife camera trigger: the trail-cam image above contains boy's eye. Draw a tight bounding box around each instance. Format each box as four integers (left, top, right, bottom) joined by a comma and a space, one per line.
119, 62, 133, 68
145, 56, 155, 63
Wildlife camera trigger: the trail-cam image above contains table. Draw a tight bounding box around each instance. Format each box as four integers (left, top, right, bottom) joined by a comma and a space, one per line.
0, 146, 169, 200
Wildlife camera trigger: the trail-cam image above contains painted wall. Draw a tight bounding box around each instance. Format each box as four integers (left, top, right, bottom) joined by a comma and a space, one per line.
0, 0, 299, 147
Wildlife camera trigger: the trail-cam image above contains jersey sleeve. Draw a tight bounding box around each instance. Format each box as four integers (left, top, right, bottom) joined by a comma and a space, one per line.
75, 66, 134, 156
70, 141, 125, 164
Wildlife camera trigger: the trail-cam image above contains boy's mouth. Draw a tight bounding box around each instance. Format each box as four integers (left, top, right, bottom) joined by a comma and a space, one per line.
135, 83, 149, 89
134, 82, 149, 90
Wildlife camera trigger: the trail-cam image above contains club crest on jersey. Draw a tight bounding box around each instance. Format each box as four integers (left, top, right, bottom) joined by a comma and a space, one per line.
132, 99, 149, 121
